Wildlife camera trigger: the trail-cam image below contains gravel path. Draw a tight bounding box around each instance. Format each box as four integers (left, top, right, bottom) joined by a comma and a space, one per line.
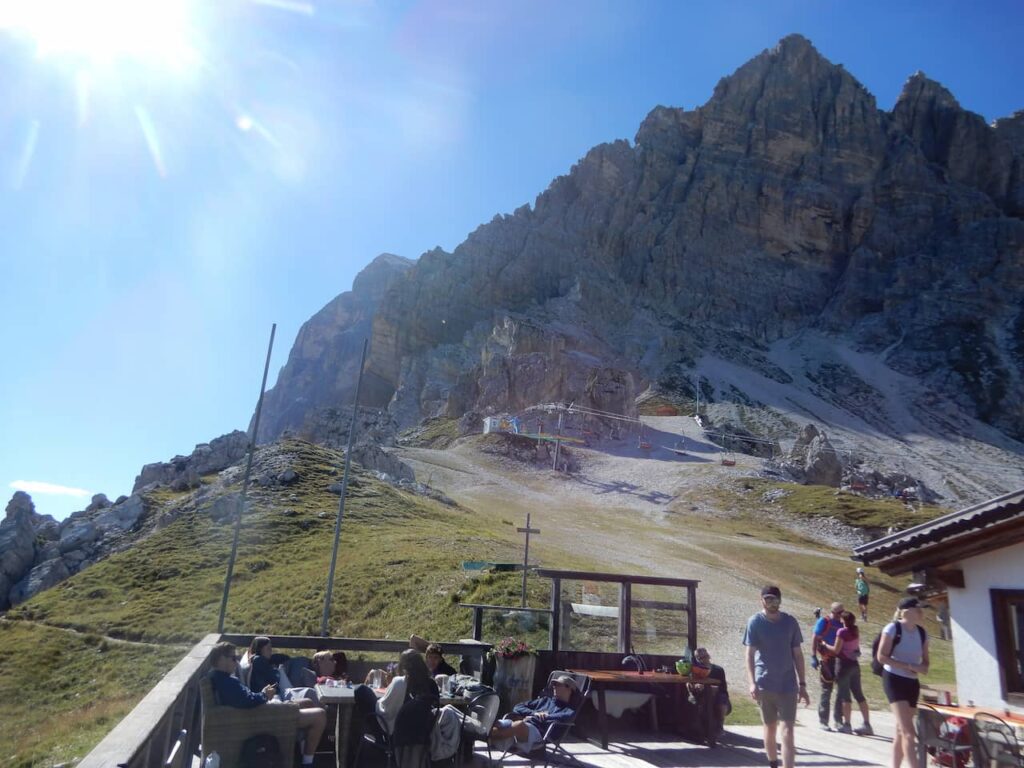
396, 416, 846, 683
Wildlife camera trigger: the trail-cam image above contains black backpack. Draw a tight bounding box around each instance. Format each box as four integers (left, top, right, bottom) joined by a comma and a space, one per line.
870, 622, 926, 676
239, 733, 283, 768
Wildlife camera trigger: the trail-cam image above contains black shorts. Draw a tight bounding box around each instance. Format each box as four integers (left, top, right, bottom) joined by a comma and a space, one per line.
858, 595, 869, 606
882, 671, 920, 707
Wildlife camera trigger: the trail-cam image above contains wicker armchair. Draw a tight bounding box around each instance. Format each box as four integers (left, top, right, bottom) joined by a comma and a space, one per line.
199, 676, 300, 768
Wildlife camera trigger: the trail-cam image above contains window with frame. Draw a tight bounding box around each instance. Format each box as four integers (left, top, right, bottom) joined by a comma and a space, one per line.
990, 589, 1024, 706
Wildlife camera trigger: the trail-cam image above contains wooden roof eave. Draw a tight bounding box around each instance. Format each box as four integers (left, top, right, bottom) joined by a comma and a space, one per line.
859, 515, 1024, 576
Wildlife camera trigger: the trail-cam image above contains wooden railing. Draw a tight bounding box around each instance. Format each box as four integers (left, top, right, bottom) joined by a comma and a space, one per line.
78, 633, 493, 767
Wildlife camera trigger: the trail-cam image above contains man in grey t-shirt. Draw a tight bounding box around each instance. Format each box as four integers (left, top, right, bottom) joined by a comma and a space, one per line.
743, 585, 810, 768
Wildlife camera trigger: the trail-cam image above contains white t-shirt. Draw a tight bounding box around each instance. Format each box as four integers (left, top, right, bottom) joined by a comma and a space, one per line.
882, 621, 925, 679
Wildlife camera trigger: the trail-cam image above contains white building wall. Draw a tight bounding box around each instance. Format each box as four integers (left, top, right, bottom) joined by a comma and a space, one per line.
946, 543, 1024, 711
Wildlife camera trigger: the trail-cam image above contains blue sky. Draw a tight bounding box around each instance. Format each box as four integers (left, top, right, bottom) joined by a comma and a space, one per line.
1, 0, 1022, 521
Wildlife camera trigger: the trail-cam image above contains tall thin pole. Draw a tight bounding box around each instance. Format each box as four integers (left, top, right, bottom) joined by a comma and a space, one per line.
321, 338, 369, 637
217, 323, 276, 633
552, 410, 564, 470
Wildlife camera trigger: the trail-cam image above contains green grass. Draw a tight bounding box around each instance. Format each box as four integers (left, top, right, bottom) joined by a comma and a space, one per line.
722, 478, 945, 530
0, 438, 960, 759
0, 620, 185, 768
401, 417, 462, 448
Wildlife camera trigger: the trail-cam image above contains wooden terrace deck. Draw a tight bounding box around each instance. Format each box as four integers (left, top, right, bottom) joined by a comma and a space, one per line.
462, 707, 897, 768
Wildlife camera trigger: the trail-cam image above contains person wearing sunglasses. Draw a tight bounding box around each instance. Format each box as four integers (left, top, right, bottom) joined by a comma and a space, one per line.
208, 642, 327, 766
743, 585, 810, 768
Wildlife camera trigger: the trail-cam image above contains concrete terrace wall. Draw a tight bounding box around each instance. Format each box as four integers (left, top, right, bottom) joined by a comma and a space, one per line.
947, 543, 1024, 712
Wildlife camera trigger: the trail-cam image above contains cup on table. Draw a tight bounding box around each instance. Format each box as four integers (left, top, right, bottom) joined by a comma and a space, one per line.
371, 669, 383, 689
435, 674, 449, 695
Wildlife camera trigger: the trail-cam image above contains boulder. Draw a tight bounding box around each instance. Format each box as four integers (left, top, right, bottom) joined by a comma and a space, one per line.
350, 445, 415, 482
787, 425, 843, 487
93, 494, 147, 534
0, 492, 39, 608
10, 557, 70, 604
59, 518, 98, 553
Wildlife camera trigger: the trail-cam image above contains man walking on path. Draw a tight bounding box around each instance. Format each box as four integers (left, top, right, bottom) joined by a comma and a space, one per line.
855, 568, 870, 621
744, 585, 810, 768
811, 601, 845, 730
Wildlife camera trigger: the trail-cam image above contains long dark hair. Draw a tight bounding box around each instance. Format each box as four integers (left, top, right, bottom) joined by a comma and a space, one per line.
398, 648, 436, 700
840, 611, 859, 640
249, 636, 272, 658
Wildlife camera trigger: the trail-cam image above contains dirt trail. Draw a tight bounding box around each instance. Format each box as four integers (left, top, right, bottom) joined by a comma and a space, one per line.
396, 419, 847, 677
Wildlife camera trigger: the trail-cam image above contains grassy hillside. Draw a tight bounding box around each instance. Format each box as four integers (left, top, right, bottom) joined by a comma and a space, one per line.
0, 438, 957, 765
1, 440, 528, 765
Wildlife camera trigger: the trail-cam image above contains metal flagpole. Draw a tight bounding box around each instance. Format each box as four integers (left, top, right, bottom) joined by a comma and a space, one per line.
321, 338, 369, 637
217, 323, 277, 633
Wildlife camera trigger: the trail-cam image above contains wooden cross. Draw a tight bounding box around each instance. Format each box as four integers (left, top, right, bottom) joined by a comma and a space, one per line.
517, 512, 541, 607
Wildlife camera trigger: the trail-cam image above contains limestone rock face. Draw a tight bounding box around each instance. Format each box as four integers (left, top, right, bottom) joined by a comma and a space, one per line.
257, 34, 1024, 445
10, 557, 70, 605
787, 425, 843, 487
134, 430, 250, 492
256, 253, 414, 442
0, 492, 40, 609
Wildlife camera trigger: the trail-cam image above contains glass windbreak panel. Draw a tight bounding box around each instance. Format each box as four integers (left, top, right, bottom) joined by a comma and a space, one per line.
559, 579, 620, 652
629, 584, 689, 656
480, 609, 550, 651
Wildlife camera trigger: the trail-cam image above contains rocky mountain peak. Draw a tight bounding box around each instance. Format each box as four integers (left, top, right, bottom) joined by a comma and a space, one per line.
352, 253, 414, 297
895, 71, 963, 112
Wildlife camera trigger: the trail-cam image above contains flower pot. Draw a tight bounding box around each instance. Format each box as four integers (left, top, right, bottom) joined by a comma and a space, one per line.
493, 654, 537, 712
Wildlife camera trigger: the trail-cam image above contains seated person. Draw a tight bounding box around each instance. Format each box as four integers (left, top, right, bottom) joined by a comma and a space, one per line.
490, 674, 577, 753
247, 636, 317, 703
312, 651, 346, 684
690, 647, 731, 730
355, 648, 439, 736
208, 642, 327, 766
425, 643, 457, 677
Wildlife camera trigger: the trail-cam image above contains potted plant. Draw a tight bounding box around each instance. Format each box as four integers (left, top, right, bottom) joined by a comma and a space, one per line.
490, 637, 538, 711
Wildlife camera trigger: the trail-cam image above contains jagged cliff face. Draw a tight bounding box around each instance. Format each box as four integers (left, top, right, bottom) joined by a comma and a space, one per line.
256, 253, 413, 442
258, 34, 1024, 441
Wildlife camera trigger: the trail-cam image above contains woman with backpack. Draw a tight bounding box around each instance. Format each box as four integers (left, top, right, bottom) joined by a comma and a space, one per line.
827, 611, 872, 735
877, 596, 929, 768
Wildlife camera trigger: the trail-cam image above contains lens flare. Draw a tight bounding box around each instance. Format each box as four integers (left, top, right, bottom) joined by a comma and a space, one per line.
1, 0, 198, 71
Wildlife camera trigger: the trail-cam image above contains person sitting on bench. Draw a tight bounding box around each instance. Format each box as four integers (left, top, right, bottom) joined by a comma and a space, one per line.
489, 674, 577, 753
208, 642, 327, 766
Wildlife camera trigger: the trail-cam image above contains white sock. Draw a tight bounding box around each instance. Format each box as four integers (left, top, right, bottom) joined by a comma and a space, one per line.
302, 757, 314, 765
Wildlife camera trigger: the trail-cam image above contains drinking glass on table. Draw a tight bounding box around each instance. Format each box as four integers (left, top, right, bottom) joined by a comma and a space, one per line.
371, 669, 383, 689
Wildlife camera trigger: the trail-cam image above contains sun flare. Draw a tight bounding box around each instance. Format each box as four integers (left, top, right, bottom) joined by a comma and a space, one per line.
1, 0, 198, 70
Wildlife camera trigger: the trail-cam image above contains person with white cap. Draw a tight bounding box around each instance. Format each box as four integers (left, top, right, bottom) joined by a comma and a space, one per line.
489, 674, 578, 753
855, 568, 870, 621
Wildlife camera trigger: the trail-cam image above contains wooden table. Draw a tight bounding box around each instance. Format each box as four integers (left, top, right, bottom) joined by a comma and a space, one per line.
316, 684, 360, 768
567, 669, 721, 749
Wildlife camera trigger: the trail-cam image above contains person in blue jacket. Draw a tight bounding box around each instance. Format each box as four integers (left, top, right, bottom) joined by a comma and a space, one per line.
489, 674, 577, 752
208, 642, 327, 766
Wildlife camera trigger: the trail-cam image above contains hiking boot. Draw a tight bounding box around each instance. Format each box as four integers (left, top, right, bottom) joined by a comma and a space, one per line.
837, 723, 853, 734
854, 724, 874, 736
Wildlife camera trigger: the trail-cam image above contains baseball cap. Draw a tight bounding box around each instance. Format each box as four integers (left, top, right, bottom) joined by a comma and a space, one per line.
553, 674, 577, 690
761, 585, 782, 598
898, 596, 921, 610
856, 567, 864, 574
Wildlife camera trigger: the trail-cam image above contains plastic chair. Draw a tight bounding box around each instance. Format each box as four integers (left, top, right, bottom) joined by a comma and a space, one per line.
973, 712, 1023, 767
496, 670, 592, 768
460, 687, 501, 764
